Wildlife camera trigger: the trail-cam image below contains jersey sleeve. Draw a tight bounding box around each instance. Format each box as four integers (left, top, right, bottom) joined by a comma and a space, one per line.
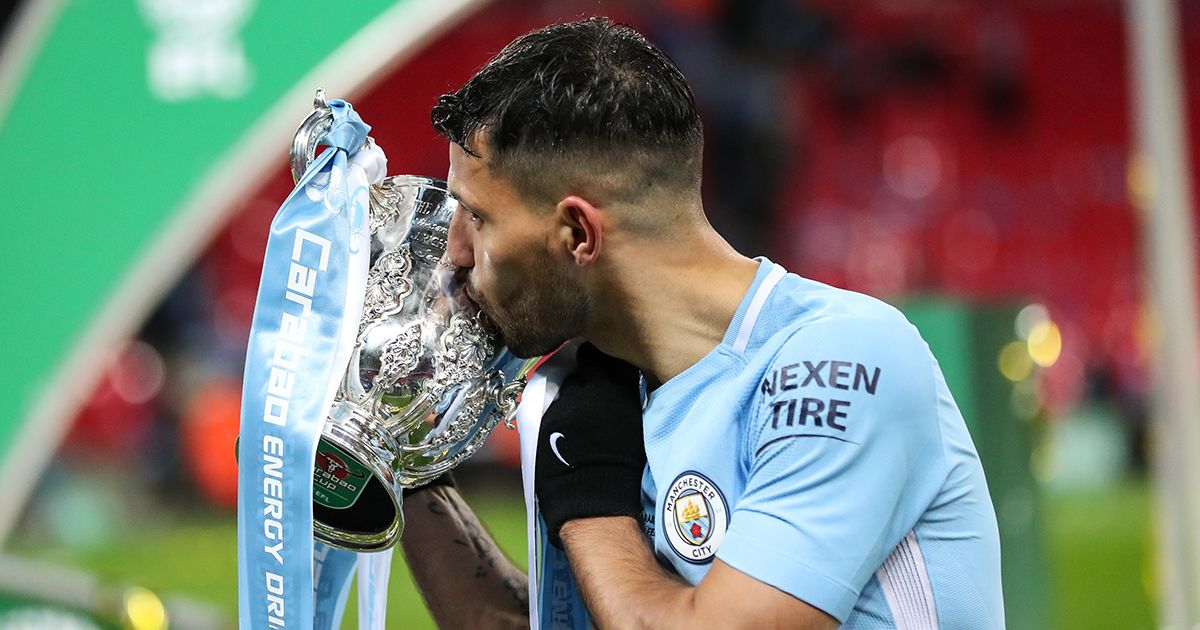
716, 314, 948, 622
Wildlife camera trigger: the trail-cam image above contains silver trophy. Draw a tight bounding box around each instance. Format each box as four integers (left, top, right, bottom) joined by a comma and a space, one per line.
293, 91, 527, 552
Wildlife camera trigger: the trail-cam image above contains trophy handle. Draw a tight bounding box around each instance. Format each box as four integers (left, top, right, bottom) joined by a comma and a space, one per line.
496, 377, 525, 430
290, 89, 333, 183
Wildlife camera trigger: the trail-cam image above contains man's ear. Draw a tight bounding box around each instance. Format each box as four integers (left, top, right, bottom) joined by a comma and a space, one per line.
556, 195, 603, 266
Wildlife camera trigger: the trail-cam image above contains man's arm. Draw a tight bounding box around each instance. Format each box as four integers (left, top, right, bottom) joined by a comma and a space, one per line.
399, 485, 529, 630
560, 517, 837, 630
532, 345, 833, 628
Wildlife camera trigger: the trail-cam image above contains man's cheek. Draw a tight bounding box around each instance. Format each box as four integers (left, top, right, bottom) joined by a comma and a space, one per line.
474, 269, 501, 305
476, 253, 494, 281
480, 253, 517, 292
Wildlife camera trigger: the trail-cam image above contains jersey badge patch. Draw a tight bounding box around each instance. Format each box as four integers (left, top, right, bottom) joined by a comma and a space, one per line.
664, 471, 728, 564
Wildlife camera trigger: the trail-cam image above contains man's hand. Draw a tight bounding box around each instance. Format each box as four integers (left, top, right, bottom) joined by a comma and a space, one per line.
535, 343, 646, 548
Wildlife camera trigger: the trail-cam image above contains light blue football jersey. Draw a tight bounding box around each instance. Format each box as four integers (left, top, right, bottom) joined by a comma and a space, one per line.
638, 258, 1004, 628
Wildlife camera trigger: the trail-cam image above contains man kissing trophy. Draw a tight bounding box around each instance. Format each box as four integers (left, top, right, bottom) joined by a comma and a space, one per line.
236, 91, 530, 630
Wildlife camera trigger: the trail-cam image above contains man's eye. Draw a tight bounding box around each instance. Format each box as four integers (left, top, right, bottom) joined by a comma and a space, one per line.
456, 205, 482, 225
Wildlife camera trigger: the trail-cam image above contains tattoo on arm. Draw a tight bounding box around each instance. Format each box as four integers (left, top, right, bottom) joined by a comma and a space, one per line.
446, 497, 502, 578
426, 499, 449, 516
402, 487, 530, 629
505, 573, 530, 611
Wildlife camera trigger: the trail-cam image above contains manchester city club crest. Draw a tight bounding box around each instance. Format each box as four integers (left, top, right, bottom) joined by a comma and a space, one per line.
663, 471, 728, 564
674, 491, 712, 544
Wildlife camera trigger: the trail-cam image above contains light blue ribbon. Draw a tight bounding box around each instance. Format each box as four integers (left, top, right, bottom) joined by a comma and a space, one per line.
356, 547, 395, 629
237, 99, 371, 630
313, 542, 357, 630
537, 499, 592, 624
536, 517, 592, 629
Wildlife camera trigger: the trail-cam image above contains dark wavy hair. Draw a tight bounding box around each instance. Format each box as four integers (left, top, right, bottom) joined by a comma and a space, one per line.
432, 17, 703, 209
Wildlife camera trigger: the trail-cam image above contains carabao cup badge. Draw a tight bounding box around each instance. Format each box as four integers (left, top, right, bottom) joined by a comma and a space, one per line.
313, 439, 371, 509
663, 471, 728, 564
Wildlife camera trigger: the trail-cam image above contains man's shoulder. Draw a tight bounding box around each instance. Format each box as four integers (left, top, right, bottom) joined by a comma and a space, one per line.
738, 276, 943, 440
753, 274, 923, 367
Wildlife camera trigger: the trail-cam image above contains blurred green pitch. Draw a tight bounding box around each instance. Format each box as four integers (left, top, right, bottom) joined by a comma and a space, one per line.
10, 484, 1153, 629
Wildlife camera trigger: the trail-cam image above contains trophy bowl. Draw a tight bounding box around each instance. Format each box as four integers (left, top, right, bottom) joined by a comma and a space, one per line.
294, 93, 527, 552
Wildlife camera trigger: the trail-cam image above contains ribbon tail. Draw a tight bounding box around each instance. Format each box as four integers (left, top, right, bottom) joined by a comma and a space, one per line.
356, 549, 395, 630
313, 542, 358, 630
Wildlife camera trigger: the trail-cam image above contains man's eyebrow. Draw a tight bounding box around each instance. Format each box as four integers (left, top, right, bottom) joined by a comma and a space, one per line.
448, 190, 484, 215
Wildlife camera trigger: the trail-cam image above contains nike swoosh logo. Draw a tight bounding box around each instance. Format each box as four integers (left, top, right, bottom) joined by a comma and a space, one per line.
549, 432, 571, 468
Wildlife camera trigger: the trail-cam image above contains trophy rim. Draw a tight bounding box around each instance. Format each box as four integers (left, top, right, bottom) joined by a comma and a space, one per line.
314, 517, 403, 553
378, 174, 450, 195
313, 411, 405, 552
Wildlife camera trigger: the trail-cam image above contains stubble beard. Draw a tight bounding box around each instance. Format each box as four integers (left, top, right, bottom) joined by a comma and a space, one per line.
475, 249, 588, 359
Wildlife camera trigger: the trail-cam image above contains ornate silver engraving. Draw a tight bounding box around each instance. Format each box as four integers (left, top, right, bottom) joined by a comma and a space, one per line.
424, 386, 489, 449
369, 180, 406, 235
432, 312, 496, 396
360, 245, 414, 335
378, 322, 422, 381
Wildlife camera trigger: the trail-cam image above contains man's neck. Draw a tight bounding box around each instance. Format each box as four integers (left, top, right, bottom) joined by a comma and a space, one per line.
584, 225, 760, 388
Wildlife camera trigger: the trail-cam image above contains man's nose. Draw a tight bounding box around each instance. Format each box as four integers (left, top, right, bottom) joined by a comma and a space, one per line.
446, 207, 475, 269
